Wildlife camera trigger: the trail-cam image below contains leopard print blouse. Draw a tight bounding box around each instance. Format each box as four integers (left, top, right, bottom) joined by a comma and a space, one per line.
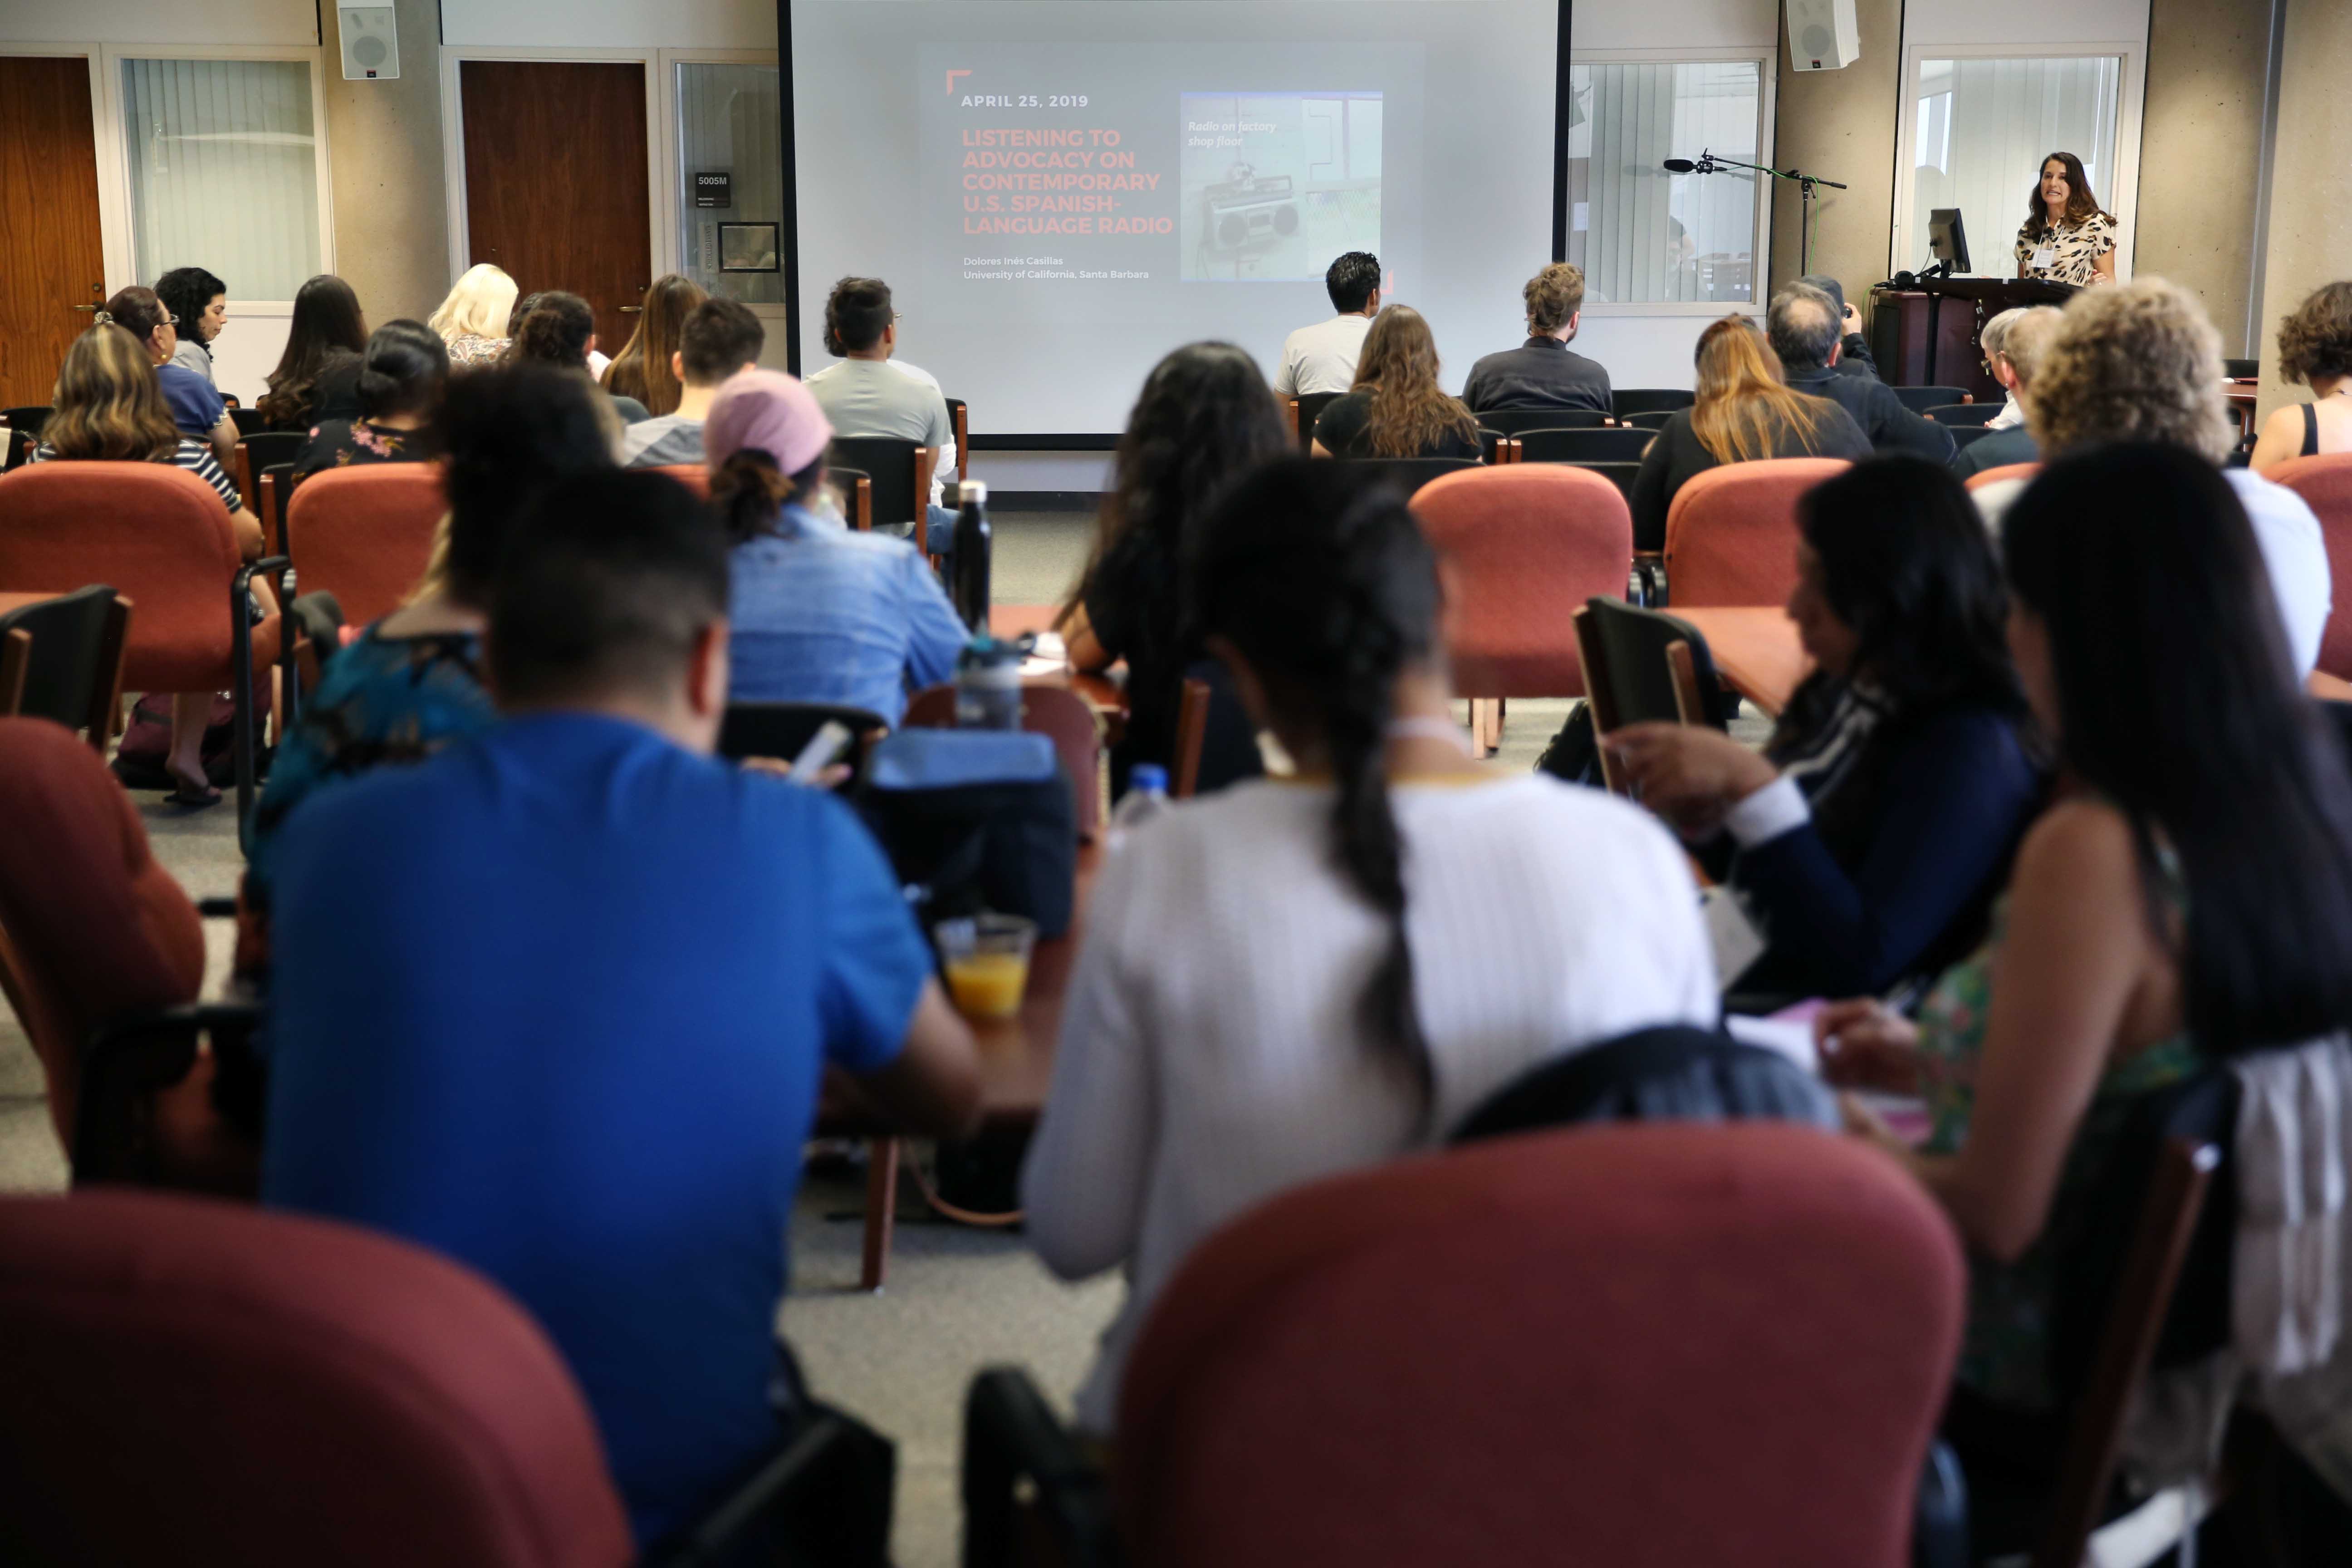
2013, 212, 2116, 287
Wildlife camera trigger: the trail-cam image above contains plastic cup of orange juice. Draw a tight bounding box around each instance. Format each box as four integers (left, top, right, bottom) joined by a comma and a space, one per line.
936, 913, 1037, 1021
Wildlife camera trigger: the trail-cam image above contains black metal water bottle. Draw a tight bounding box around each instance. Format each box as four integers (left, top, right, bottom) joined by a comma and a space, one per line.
951, 480, 992, 633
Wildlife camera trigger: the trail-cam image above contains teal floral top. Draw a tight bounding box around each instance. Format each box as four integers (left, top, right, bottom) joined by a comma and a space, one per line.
243, 625, 495, 908
1916, 887, 2201, 1410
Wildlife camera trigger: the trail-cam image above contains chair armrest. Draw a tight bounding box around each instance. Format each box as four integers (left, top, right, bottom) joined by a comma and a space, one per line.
75, 1003, 262, 1186
962, 1367, 1117, 1568
651, 1409, 896, 1568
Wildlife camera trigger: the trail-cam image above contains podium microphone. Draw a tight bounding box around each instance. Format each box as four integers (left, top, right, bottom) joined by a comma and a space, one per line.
1662, 157, 1702, 173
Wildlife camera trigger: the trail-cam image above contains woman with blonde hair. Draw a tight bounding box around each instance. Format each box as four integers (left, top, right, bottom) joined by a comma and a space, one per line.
1627, 314, 1869, 551
1309, 304, 1481, 460
601, 274, 707, 416
30, 323, 265, 804
428, 263, 519, 368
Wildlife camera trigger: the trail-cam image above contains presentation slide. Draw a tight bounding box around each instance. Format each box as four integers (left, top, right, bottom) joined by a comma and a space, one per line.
793, 0, 1559, 438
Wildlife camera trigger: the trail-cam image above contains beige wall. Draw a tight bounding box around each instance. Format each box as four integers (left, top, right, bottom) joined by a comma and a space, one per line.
2254, 0, 2352, 421
322, 0, 451, 329
2137, 0, 2276, 358
1768, 0, 1902, 325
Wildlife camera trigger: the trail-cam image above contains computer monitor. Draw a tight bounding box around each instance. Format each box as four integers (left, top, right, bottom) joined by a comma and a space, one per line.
1928, 208, 1971, 275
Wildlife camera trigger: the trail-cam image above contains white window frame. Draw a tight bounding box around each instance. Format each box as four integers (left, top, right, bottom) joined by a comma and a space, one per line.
1566, 45, 1778, 321
5, 40, 337, 329
1890, 39, 2146, 284
657, 49, 788, 337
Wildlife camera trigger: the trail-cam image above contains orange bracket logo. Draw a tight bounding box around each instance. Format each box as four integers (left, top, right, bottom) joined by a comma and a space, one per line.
946, 69, 971, 94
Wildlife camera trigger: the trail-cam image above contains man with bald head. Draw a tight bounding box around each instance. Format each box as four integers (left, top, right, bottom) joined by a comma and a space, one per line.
1768, 282, 1953, 461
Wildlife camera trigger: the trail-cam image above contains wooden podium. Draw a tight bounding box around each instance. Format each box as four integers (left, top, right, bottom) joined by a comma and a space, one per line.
1869, 277, 2075, 401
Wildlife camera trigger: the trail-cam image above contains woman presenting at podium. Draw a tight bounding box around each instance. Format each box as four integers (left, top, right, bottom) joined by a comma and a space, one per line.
2014, 152, 2116, 287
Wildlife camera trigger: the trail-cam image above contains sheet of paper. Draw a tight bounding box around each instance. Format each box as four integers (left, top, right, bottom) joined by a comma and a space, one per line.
1724, 1013, 1817, 1074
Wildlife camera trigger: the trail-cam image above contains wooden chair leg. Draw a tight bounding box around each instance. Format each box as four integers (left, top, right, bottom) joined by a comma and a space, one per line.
860, 1136, 900, 1291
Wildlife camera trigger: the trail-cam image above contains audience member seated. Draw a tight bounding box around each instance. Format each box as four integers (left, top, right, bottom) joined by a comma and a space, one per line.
2252, 280, 2352, 473
1817, 445, 2352, 1552
31, 323, 263, 804
1273, 250, 1381, 397
1797, 273, 1880, 381
1975, 279, 2331, 679
155, 265, 228, 390
621, 298, 765, 469
1769, 283, 1953, 462
1461, 262, 1611, 415
1059, 342, 1292, 794
1310, 305, 1482, 461
1953, 307, 2060, 480
512, 292, 649, 425
102, 284, 236, 468
1021, 458, 1719, 1434
804, 275, 960, 519
292, 320, 447, 476
246, 364, 612, 951
1610, 457, 2040, 1000
257, 274, 368, 433
262, 469, 983, 1545
428, 262, 518, 368
601, 274, 706, 418
707, 370, 965, 725
1627, 315, 1870, 552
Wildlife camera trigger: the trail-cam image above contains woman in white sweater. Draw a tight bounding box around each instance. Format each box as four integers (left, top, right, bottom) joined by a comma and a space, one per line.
1021, 457, 1721, 1434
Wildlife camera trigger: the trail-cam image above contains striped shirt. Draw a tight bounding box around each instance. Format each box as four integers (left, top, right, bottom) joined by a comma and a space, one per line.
31, 436, 242, 512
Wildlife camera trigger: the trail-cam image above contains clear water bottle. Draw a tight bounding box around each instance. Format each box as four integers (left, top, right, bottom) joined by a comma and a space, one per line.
955, 635, 1024, 729
952, 479, 993, 632
1107, 763, 1171, 850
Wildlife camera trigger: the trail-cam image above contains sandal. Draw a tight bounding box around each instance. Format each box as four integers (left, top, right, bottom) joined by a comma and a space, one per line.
165, 768, 222, 808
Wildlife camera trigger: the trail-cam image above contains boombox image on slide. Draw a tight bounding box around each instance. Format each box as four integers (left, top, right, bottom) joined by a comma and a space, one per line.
1179, 92, 1382, 281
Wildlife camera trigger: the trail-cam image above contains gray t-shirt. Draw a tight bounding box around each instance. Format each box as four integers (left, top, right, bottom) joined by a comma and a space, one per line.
805, 358, 957, 502
621, 414, 707, 469
170, 339, 216, 389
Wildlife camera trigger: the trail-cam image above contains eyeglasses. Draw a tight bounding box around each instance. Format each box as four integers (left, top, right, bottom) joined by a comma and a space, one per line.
160, 313, 178, 327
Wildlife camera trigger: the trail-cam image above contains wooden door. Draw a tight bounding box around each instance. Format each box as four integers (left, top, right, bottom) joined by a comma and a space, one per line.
0, 57, 108, 408
460, 61, 652, 354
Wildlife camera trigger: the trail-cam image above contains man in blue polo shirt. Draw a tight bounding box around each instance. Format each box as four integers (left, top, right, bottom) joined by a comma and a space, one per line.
263, 470, 981, 1552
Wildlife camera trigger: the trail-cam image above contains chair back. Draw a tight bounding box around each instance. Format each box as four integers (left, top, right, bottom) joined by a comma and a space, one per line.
228, 406, 268, 437
1516, 426, 1654, 465
1926, 402, 2002, 426
1411, 466, 1632, 698
1344, 456, 1480, 497
1893, 385, 1970, 414
1662, 458, 1847, 608
0, 1189, 635, 1568
1293, 391, 1345, 452
0, 586, 127, 747
2268, 454, 2352, 680
234, 431, 305, 513
828, 437, 927, 530
1451, 1025, 1835, 1139
1619, 409, 1677, 431
825, 467, 874, 530
3, 407, 53, 472
1578, 460, 1641, 503
1948, 426, 1994, 455
286, 465, 448, 628
1475, 407, 1612, 436
1117, 1122, 1965, 1568
1964, 461, 2041, 493
903, 683, 1103, 839
1611, 387, 1695, 417
0, 719, 204, 1147
716, 701, 890, 783
0, 463, 255, 692
652, 462, 711, 501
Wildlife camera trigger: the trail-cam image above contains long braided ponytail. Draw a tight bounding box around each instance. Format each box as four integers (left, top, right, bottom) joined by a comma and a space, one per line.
1188, 459, 1443, 1116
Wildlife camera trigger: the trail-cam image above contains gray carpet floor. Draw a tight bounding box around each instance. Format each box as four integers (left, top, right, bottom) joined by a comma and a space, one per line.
0, 511, 1748, 1565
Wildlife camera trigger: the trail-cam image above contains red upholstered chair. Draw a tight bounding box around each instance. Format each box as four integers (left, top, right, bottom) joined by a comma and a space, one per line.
970, 1122, 1965, 1568
284, 464, 448, 628
2268, 453, 2352, 680
0, 462, 285, 821
1964, 461, 2042, 493
0, 717, 204, 1151
653, 463, 711, 500
0, 1188, 636, 1568
1662, 457, 1850, 608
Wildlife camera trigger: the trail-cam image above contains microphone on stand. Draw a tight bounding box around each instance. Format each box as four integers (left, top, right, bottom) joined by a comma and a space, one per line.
1662, 157, 1700, 173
